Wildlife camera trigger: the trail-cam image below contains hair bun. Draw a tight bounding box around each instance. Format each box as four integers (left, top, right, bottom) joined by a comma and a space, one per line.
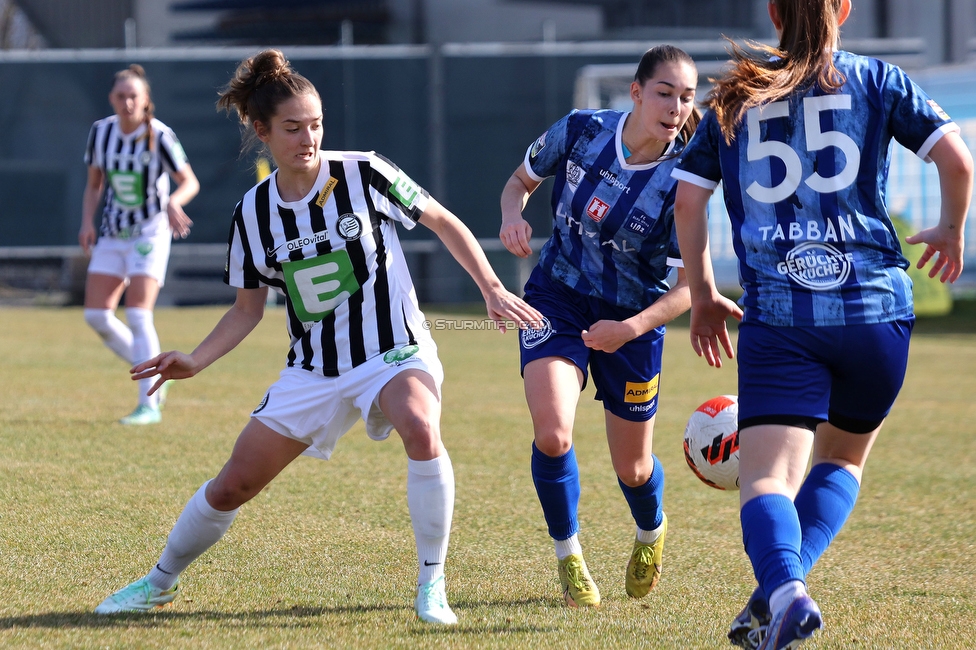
252, 49, 291, 88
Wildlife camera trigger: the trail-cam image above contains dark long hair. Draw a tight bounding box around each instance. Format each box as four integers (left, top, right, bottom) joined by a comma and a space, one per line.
634, 44, 702, 145
704, 0, 846, 143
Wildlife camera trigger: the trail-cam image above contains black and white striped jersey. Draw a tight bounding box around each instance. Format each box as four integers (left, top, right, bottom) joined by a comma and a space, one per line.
225, 150, 436, 377
84, 115, 189, 237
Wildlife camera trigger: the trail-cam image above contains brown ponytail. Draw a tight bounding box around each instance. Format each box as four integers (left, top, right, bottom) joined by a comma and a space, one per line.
704, 0, 846, 144
217, 49, 320, 153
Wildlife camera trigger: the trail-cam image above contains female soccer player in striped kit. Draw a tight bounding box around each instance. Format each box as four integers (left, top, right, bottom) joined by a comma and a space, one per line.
93, 49, 541, 624
80, 64, 199, 425
499, 46, 698, 607
672, 1, 973, 648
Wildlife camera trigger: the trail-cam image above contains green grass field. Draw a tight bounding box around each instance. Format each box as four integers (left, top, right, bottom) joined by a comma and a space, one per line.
1, 306, 974, 649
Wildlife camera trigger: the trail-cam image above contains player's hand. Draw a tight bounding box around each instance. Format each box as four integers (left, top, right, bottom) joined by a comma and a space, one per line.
582, 319, 635, 354
168, 202, 193, 240
484, 288, 544, 333
500, 217, 533, 258
78, 223, 97, 255
689, 295, 742, 368
131, 350, 199, 395
905, 225, 965, 283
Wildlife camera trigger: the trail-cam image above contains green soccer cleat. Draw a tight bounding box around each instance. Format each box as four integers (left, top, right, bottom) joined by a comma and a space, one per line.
626, 513, 668, 598
94, 576, 178, 613
119, 404, 161, 425
414, 575, 457, 624
558, 554, 601, 608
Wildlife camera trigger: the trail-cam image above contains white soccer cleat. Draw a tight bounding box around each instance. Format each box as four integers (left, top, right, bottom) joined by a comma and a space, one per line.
414, 575, 457, 624
94, 576, 178, 613
119, 404, 161, 425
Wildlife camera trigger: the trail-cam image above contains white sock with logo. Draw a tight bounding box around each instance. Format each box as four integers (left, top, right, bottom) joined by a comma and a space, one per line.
126, 307, 161, 408
84, 308, 133, 363
408, 454, 455, 585
148, 481, 239, 591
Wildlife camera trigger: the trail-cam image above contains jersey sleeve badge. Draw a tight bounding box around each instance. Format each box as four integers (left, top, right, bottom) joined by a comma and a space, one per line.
926, 99, 951, 122
390, 172, 422, 210
529, 131, 548, 160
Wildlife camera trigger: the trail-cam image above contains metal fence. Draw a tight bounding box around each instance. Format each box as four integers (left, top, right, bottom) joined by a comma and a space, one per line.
1, 39, 973, 305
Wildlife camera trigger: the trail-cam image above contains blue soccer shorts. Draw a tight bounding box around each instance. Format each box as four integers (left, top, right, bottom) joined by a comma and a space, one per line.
736, 318, 914, 433
519, 269, 665, 422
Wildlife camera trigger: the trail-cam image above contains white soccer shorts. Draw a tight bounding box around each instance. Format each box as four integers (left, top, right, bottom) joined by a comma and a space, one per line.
87, 226, 172, 286
251, 343, 445, 460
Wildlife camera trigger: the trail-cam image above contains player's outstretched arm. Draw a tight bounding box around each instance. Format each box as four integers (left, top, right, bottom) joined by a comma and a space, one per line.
905, 131, 974, 283
673, 180, 742, 367
420, 198, 543, 332
499, 165, 542, 258
131, 286, 269, 393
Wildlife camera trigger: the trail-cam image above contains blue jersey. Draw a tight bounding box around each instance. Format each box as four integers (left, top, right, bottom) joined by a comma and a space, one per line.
673, 50, 959, 326
525, 109, 683, 312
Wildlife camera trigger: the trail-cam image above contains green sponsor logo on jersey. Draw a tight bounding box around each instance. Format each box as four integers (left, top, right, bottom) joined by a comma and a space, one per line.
171, 141, 188, 166
282, 250, 360, 323
108, 170, 145, 208
383, 344, 420, 365
390, 173, 420, 209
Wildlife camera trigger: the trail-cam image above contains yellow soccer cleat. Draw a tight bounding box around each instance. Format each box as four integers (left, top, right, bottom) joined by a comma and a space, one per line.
558, 554, 601, 608
626, 513, 667, 598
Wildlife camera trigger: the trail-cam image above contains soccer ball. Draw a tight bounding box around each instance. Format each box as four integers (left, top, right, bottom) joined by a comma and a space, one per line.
683, 395, 740, 491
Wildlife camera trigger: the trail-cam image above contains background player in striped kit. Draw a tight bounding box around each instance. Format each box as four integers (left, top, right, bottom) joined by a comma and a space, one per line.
499, 46, 698, 607
672, 1, 973, 648
93, 49, 542, 625
80, 64, 199, 425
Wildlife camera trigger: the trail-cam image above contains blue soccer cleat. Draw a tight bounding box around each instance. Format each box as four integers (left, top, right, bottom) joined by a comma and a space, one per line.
758, 594, 823, 650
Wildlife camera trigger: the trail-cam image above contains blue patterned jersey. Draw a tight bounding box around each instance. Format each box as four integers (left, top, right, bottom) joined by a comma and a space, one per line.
673, 50, 959, 326
525, 109, 683, 312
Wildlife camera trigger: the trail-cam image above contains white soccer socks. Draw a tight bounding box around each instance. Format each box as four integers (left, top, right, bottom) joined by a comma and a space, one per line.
84, 308, 134, 363
407, 454, 455, 585
148, 481, 239, 591
125, 307, 161, 407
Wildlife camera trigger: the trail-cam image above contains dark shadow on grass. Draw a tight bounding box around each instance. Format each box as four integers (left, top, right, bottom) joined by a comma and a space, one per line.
0, 604, 400, 630
410, 623, 559, 636
0, 596, 561, 631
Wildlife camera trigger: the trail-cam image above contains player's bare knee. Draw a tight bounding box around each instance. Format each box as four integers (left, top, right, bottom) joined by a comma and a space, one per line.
533, 431, 572, 457
615, 465, 651, 488
397, 414, 440, 449
206, 478, 256, 510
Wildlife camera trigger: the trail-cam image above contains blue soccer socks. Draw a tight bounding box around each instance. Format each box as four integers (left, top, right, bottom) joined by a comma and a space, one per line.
741, 494, 805, 599
795, 462, 860, 574
531, 442, 581, 541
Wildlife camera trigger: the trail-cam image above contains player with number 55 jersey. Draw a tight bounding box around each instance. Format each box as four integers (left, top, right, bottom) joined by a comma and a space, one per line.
672, 2, 973, 649
673, 50, 960, 327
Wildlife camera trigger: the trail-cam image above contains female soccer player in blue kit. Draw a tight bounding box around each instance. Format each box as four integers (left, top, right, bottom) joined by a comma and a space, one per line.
672, 1, 973, 648
500, 45, 698, 607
